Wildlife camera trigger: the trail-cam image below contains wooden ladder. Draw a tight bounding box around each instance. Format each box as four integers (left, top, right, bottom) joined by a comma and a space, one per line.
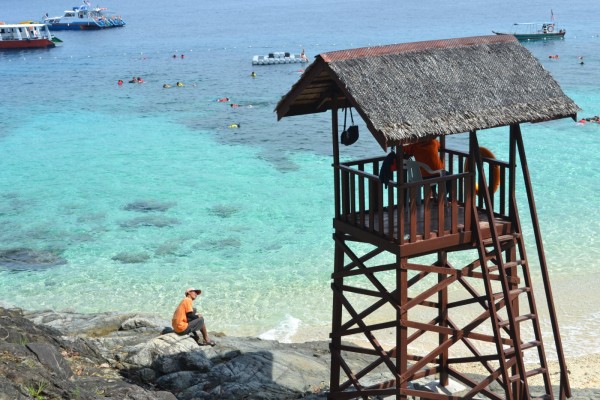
469, 131, 556, 399
477, 231, 553, 399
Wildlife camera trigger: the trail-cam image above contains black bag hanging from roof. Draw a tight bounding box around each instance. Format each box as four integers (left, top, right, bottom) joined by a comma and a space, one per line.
340, 107, 359, 146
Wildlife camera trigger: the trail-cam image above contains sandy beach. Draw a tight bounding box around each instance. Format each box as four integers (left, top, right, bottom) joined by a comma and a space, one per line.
546, 354, 600, 391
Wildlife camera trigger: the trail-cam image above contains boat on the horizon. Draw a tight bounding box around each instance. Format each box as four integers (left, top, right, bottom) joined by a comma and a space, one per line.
252, 51, 308, 65
43, 1, 125, 30
493, 21, 565, 41
0, 22, 62, 50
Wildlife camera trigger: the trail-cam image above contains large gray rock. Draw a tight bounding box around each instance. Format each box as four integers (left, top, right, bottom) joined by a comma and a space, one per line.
124, 332, 200, 368
156, 370, 206, 392
0, 307, 188, 400
24, 309, 169, 336
27, 342, 73, 379
6, 307, 335, 399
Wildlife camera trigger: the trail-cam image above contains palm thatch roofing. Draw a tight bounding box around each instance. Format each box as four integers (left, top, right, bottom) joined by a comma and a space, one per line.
275, 35, 579, 150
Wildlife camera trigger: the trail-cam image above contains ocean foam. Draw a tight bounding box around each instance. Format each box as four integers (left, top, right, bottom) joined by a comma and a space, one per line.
258, 315, 301, 343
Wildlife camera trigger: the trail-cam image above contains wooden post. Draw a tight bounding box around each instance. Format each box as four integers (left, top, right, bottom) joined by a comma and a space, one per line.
332, 92, 340, 218
330, 93, 342, 395
330, 231, 344, 394
398, 255, 408, 398
438, 250, 449, 387
508, 124, 521, 397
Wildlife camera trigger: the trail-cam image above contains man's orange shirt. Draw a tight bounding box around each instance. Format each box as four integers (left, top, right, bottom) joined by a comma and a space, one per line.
403, 139, 445, 177
172, 296, 193, 333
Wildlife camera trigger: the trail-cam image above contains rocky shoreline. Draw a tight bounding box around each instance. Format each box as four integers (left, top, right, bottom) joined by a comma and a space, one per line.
0, 307, 338, 399
3, 307, 600, 399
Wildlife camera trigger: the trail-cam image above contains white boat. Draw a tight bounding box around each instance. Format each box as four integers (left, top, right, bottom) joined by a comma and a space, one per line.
43, 1, 125, 30
0, 22, 62, 50
493, 22, 566, 41
252, 51, 308, 65
493, 11, 565, 41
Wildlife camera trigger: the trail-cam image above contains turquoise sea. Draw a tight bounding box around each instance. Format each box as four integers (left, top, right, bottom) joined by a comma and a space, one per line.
1, 0, 599, 356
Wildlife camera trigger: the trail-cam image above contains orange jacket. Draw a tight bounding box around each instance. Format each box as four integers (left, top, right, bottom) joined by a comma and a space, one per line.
172, 296, 194, 333
403, 139, 445, 177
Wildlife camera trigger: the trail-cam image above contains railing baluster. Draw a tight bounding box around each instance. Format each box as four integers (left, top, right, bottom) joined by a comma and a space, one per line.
423, 185, 431, 240
359, 164, 365, 228
410, 187, 418, 243
451, 180, 458, 234
350, 170, 356, 225
378, 182, 384, 236
388, 185, 395, 240
500, 165, 506, 216
341, 169, 349, 221
398, 183, 405, 244
438, 181, 445, 238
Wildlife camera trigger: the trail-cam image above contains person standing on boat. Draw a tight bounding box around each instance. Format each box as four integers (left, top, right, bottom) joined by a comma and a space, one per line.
301, 48, 308, 61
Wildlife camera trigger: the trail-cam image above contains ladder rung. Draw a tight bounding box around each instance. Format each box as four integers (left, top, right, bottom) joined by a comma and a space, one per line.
493, 287, 531, 300
482, 233, 521, 246
504, 340, 541, 357
488, 259, 526, 272
509, 367, 547, 383
498, 313, 536, 327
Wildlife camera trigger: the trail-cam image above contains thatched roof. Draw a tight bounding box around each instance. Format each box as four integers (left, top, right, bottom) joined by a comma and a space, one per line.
276, 35, 579, 150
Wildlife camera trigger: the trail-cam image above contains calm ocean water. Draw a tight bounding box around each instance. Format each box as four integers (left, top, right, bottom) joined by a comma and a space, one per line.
1, 0, 599, 357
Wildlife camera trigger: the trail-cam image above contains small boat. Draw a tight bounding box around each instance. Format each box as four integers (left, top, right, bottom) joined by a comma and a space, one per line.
252, 51, 308, 65
493, 22, 565, 41
0, 22, 62, 50
43, 1, 125, 30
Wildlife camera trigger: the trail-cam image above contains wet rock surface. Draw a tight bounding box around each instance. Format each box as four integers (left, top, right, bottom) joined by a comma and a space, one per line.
0, 307, 333, 400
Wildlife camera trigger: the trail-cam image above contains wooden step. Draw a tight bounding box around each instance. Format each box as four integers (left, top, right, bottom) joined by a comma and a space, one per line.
483, 233, 521, 246
498, 313, 536, 327
509, 367, 547, 383
493, 287, 531, 300
504, 340, 541, 357
488, 259, 526, 272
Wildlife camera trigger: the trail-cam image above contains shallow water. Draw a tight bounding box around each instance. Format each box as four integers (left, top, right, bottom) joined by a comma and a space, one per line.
0, 0, 599, 358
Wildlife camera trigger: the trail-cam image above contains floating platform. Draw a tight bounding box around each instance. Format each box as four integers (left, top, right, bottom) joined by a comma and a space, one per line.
252, 51, 308, 65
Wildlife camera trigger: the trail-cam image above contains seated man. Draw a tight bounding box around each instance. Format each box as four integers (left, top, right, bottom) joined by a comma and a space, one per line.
171, 287, 216, 346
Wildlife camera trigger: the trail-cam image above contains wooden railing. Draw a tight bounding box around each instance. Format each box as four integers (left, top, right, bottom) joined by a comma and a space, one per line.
335, 149, 510, 245
444, 148, 511, 218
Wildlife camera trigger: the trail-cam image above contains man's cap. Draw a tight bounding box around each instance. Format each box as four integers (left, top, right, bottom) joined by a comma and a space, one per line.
185, 288, 202, 295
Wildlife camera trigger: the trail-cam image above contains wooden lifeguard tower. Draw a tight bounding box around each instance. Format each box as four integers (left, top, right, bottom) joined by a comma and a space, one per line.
276, 35, 578, 399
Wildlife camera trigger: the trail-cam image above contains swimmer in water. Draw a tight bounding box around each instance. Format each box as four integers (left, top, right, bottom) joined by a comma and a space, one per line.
163, 83, 172, 88
228, 123, 241, 128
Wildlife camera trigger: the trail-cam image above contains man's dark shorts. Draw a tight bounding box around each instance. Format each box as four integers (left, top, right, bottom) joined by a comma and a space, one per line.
181, 316, 205, 335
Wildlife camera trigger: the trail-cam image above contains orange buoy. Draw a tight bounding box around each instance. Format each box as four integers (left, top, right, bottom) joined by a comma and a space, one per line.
464, 147, 500, 195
